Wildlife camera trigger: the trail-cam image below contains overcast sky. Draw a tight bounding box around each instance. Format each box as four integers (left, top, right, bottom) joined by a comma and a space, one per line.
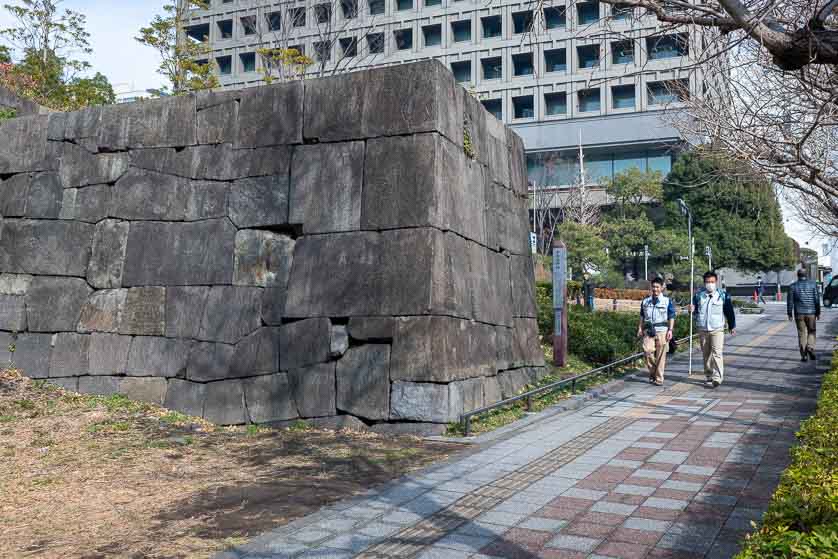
0, 0, 165, 94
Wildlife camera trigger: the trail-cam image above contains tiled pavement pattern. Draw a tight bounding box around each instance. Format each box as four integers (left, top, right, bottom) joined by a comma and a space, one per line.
221, 306, 834, 559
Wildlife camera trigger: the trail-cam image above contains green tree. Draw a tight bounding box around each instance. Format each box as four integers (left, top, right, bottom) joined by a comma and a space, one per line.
557, 222, 610, 277
136, 0, 218, 95
606, 167, 663, 219
0, 45, 10, 63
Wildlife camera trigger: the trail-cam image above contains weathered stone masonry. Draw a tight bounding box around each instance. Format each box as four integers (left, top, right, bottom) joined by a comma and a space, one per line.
0, 61, 545, 434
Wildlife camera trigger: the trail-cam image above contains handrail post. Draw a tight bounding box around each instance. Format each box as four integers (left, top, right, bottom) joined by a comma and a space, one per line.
526, 394, 533, 411
464, 415, 471, 437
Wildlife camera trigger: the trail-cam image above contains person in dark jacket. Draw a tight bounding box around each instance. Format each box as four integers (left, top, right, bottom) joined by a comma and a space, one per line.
582, 274, 595, 311
690, 271, 736, 388
788, 269, 821, 361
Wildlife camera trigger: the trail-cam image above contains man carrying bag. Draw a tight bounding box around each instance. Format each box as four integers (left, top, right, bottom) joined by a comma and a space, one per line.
637, 277, 676, 386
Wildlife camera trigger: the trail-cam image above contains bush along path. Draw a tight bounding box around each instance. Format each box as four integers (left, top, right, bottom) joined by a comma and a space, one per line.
219, 304, 833, 559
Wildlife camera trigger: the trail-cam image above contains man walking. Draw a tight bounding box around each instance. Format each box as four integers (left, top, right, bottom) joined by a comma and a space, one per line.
637, 277, 676, 386
756, 276, 768, 304
691, 271, 736, 388
582, 273, 595, 311
788, 269, 820, 361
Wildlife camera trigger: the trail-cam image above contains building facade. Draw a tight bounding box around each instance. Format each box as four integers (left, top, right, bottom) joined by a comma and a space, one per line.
182, 0, 703, 188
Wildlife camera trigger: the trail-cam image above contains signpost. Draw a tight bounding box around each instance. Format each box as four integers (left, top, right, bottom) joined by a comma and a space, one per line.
552, 240, 568, 367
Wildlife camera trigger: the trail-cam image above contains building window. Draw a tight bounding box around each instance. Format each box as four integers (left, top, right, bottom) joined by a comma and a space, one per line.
451, 61, 471, 83
314, 41, 331, 61
512, 10, 533, 34
367, 32, 385, 53
241, 15, 257, 35
341, 0, 358, 18
647, 34, 688, 59
290, 44, 305, 57
216, 55, 232, 75
577, 1, 599, 24
266, 11, 282, 31
452, 20, 471, 42
544, 48, 566, 72
369, 0, 385, 14
544, 7, 566, 29
614, 152, 647, 174
481, 98, 502, 119
315, 3, 332, 24
482, 15, 502, 38
290, 7, 306, 26
185, 24, 210, 42
240, 52, 256, 73
513, 95, 534, 119
426, 0, 441, 6
339, 37, 357, 57
577, 44, 600, 69
512, 52, 534, 76
647, 79, 689, 104
423, 24, 442, 47
578, 88, 600, 112
394, 28, 413, 50
481, 56, 502, 80
528, 148, 673, 187
611, 84, 635, 109
611, 40, 633, 64
544, 92, 567, 115
217, 20, 233, 39
612, 3, 632, 19
397, 0, 413, 10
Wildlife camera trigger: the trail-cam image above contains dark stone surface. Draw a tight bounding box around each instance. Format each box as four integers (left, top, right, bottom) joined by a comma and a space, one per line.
244, 373, 298, 423
0, 219, 93, 276
510, 255, 538, 318
511, 318, 546, 368
58, 142, 129, 187
87, 219, 129, 289
122, 219, 235, 286
88, 333, 131, 376
112, 169, 228, 221
448, 377, 484, 418
120, 377, 167, 405
186, 341, 236, 382
390, 381, 453, 423
288, 362, 336, 418
233, 230, 294, 288
119, 287, 166, 336
49, 332, 90, 377
166, 286, 262, 344
279, 318, 331, 370
130, 144, 291, 181
164, 379, 206, 417
336, 344, 390, 420
0, 294, 26, 331
228, 175, 291, 228
236, 81, 303, 148
77, 289, 126, 333
347, 317, 396, 341
497, 368, 533, 399
196, 90, 240, 144
95, 95, 197, 149
203, 380, 247, 424
230, 327, 280, 377
0, 172, 62, 218
0, 331, 51, 378
0, 115, 52, 174
79, 375, 122, 397
59, 184, 112, 223
125, 336, 191, 378
25, 277, 92, 332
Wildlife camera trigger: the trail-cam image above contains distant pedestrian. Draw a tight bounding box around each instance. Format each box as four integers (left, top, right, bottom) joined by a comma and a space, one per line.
757, 276, 767, 304
690, 271, 736, 388
583, 273, 595, 311
788, 269, 821, 361
638, 277, 676, 386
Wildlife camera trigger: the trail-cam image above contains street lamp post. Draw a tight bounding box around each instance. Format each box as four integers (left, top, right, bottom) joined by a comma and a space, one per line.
705, 245, 712, 271
679, 199, 695, 377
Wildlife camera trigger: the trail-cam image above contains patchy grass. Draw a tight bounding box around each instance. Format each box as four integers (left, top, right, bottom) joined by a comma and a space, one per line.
0, 368, 457, 559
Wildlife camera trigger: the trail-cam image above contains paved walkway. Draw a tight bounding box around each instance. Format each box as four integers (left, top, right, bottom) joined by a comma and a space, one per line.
222, 305, 833, 559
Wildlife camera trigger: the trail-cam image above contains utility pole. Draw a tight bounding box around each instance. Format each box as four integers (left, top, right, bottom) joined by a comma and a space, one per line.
679, 199, 694, 377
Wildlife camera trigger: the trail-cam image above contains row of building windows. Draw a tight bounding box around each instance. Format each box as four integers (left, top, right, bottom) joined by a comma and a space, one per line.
478, 79, 689, 121
527, 147, 674, 186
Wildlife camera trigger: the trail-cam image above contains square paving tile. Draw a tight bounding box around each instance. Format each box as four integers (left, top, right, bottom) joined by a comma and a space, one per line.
609, 527, 663, 546
622, 517, 671, 532
518, 517, 568, 533
594, 541, 652, 559
590, 501, 637, 516
477, 511, 528, 527
561, 488, 607, 501
614, 483, 657, 496
649, 451, 690, 465
434, 532, 497, 553
545, 534, 601, 552
642, 497, 688, 511
561, 521, 615, 538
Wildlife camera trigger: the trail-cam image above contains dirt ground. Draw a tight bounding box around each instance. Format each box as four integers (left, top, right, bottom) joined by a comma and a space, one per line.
0, 369, 458, 559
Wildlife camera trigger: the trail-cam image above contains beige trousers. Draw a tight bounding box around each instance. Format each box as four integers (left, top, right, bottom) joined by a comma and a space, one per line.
643, 332, 668, 383
699, 330, 725, 383
796, 315, 817, 355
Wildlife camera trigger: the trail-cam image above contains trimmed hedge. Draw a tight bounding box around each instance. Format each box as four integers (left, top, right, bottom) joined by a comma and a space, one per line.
735, 355, 838, 559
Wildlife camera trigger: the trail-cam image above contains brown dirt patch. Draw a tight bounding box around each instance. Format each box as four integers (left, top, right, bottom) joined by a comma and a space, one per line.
0, 369, 458, 558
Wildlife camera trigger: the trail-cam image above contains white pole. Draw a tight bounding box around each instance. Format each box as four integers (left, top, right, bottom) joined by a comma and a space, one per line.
688, 220, 694, 377
644, 244, 649, 281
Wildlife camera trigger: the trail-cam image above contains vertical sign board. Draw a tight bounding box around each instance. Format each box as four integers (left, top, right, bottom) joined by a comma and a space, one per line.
552, 240, 568, 367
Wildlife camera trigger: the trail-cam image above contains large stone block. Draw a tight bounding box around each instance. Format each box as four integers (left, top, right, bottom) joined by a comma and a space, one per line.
0, 115, 52, 174
166, 286, 262, 344
0, 172, 62, 218
95, 95, 197, 149
279, 318, 330, 370
25, 277, 92, 332
203, 380, 247, 424
119, 287, 166, 336
122, 219, 235, 286
0, 332, 51, 378
236, 81, 303, 148
485, 181, 529, 254
511, 317, 546, 368
497, 368, 532, 399
336, 344, 390, 421
47, 377, 78, 392
289, 142, 364, 233
0, 219, 93, 276
0, 295, 26, 331
233, 230, 294, 288
230, 327, 280, 378
261, 287, 285, 326
79, 375, 121, 397
164, 379, 206, 417
131, 144, 291, 181
468, 244, 513, 326
390, 316, 496, 382
304, 60, 461, 144
77, 289, 127, 333
186, 341, 236, 382
58, 142, 129, 187
49, 332, 90, 377
507, 128, 528, 196
448, 377, 485, 418
87, 219, 129, 289
483, 375, 502, 406
347, 317, 395, 341
390, 381, 454, 423
196, 90, 240, 144
88, 333, 131, 375
0, 273, 32, 295
228, 175, 291, 228
330, 325, 348, 358
59, 185, 112, 222
244, 373, 298, 423
510, 255, 537, 318
111, 169, 228, 221
288, 363, 336, 418
125, 336, 191, 378
120, 377, 167, 405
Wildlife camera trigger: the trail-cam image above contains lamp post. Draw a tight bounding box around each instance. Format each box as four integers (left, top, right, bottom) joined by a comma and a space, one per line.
678, 199, 695, 377
705, 245, 712, 271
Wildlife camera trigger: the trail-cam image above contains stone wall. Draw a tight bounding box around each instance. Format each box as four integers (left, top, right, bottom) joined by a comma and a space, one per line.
0, 61, 545, 434
0, 85, 43, 117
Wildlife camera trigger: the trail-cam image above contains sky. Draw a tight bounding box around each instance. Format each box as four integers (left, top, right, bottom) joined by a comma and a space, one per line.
0, 0, 165, 94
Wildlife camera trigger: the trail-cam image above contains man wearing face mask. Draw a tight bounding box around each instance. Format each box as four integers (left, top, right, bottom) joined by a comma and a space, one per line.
637, 277, 676, 386
690, 271, 736, 388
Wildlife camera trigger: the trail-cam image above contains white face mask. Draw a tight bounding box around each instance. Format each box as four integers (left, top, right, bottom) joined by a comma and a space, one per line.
705, 282, 717, 292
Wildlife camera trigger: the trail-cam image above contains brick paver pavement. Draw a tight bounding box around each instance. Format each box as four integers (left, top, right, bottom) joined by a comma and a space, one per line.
220, 305, 834, 559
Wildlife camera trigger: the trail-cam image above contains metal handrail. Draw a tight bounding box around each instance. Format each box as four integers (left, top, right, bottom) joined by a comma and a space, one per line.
459, 334, 696, 436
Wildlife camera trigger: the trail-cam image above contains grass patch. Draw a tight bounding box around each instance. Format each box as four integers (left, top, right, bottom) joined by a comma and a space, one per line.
735, 352, 838, 559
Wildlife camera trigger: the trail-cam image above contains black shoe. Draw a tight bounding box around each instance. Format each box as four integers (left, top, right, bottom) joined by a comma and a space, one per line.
712, 380, 720, 388
808, 349, 817, 361
801, 354, 809, 362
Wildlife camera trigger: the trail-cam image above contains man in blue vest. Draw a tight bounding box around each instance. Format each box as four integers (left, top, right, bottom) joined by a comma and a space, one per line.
787, 269, 820, 361
690, 271, 736, 388
637, 277, 676, 386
